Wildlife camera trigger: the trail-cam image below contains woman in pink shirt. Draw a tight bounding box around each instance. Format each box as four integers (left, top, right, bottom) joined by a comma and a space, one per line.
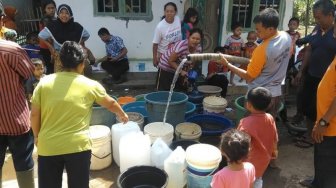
211, 129, 255, 188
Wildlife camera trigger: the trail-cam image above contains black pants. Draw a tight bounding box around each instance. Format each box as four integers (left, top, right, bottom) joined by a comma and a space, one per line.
301, 73, 321, 122
0, 130, 34, 171
157, 68, 187, 92
313, 137, 336, 188
40, 48, 53, 74
38, 150, 91, 188
206, 74, 229, 97
101, 58, 129, 80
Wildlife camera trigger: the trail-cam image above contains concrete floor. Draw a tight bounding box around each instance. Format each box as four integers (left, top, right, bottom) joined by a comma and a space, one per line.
2, 74, 314, 188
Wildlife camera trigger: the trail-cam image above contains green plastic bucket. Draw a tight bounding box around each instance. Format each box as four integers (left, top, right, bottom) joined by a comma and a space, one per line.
234, 96, 284, 125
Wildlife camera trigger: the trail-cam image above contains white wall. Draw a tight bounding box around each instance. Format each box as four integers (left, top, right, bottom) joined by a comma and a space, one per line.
54, 0, 186, 60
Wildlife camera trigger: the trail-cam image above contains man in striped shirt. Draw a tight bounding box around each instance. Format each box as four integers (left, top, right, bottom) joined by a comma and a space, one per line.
0, 2, 36, 187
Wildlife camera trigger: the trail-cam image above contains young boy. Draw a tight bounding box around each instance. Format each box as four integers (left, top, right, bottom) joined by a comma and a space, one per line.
240, 31, 258, 82
22, 31, 41, 59
207, 46, 229, 97
25, 58, 45, 105
224, 23, 245, 86
238, 87, 278, 188
286, 17, 301, 71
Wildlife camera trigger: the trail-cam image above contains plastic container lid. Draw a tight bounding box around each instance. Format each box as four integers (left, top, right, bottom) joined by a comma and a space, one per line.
186, 144, 222, 169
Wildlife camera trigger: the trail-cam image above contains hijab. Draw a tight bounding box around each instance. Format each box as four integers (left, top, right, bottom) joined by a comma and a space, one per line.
47, 4, 83, 44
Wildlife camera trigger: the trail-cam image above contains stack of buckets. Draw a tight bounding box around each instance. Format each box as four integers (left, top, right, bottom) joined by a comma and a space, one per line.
185, 143, 222, 187
144, 122, 174, 145
89, 125, 112, 170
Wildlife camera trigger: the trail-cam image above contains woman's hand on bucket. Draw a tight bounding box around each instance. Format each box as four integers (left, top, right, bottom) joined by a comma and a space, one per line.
118, 112, 129, 124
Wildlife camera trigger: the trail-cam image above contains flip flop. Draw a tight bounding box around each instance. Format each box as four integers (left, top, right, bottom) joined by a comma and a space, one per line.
295, 138, 314, 148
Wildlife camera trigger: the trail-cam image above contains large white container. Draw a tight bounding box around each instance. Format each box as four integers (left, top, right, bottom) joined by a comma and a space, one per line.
111, 121, 140, 166
119, 132, 151, 173
144, 122, 174, 145
89, 125, 112, 170
164, 146, 187, 188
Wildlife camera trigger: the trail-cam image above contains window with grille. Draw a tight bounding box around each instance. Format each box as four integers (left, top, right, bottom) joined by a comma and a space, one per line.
96, 0, 151, 18
229, 0, 284, 31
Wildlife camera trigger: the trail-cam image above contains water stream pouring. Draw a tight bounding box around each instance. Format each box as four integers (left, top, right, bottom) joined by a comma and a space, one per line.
162, 53, 250, 124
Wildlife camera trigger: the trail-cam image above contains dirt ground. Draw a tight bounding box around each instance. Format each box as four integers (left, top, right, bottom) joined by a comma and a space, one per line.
2, 87, 314, 188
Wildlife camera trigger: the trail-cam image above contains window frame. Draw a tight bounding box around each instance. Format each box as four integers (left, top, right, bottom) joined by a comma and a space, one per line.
93, 0, 151, 18
227, 0, 285, 32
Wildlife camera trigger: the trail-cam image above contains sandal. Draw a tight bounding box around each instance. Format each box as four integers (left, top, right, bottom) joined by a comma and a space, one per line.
295, 137, 314, 148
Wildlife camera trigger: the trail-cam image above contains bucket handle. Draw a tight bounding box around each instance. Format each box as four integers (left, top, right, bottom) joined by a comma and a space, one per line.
91, 152, 111, 159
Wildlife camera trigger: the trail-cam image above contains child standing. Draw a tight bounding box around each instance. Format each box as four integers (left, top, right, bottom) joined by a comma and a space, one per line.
22, 31, 41, 59
240, 31, 258, 82
181, 7, 198, 40
224, 23, 245, 86
211, 129, 255, 188
237, 87, 278, 188
25, 58, 45, 105
207, 46, 229, 97
286, 17, 300, 71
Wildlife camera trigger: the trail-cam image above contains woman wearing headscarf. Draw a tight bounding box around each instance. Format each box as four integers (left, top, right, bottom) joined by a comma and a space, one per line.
39, 4, 90, 72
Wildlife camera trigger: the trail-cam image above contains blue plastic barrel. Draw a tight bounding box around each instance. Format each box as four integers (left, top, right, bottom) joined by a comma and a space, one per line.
145, 91, 188, 127
186, 114, 234, 136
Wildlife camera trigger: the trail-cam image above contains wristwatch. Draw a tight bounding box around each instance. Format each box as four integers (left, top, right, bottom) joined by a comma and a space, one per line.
318, 118, 330, 127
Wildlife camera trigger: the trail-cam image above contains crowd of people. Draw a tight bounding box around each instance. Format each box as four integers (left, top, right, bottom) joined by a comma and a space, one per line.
0, 0, 336, 187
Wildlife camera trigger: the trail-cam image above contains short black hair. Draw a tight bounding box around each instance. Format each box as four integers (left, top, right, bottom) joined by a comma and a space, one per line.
253, 8, 279, 28
289, 17, 300, 25
220, 129, 251, 163
247, 87, 272, 111
189, 27, 203, 39
26, 31, 39, 41
183, 7, 199, 25
313, 0, 335, 17
60, 41, 85, 69
42, 0, 56, 11
98, 27, 110, 36
164, 2, 177, 12
213, 46, 225, 53
231, 22, 242, 31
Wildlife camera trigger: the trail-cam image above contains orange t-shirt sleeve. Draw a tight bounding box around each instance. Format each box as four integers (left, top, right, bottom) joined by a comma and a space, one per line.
247, 44, 267, 79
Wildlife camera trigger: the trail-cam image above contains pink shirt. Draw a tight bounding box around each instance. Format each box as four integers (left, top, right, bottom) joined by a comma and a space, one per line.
238, 113, 278, 177
211, 162, 255, 188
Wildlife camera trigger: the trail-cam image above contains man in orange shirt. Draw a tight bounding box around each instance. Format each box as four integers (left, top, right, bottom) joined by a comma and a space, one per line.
310, 57, 336, 187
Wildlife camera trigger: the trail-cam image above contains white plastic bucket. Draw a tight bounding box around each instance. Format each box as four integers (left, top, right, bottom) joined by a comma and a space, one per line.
203, 96, 228, 115
175, 122, 202, 141
89, 125, 112, 170
111, 121, 140, 166
185, 144, 222, 175
144, 122, 174, 145
116, 112, 144, 130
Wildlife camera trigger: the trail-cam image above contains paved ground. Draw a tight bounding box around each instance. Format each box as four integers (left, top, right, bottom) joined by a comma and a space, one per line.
2, 75, 314, 188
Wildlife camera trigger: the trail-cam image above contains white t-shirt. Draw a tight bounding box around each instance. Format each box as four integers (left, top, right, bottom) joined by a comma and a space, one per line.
153, 16, 182, 55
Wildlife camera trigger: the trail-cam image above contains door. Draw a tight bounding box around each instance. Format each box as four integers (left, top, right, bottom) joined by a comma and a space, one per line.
190, 0, 221, 53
